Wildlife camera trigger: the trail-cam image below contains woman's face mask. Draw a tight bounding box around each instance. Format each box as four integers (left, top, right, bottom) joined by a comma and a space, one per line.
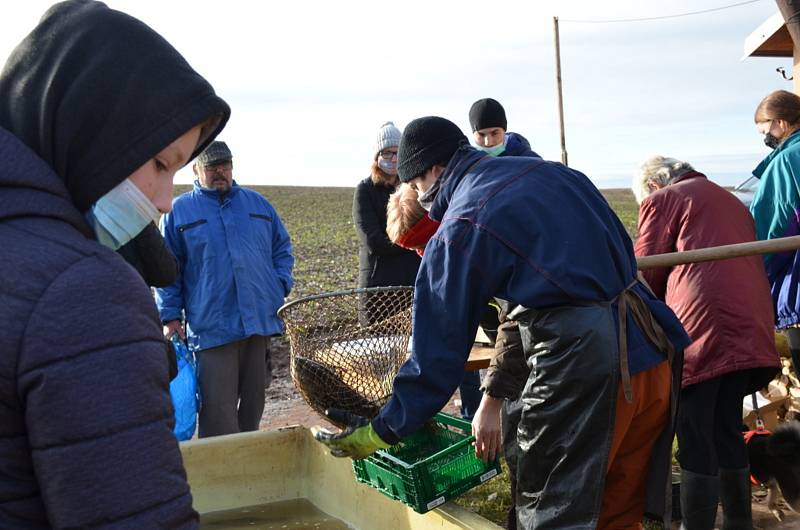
764, 133, 781, 150
378, 148, 399, 176
378, 158, 397, 175
758, 119, 785, 150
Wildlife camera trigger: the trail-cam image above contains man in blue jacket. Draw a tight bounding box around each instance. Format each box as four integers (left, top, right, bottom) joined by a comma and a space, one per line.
157, 141, 294, 438
317, 117, 689, 528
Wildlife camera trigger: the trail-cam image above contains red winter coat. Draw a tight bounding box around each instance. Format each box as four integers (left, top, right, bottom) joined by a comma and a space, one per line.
635, 172, 779, 387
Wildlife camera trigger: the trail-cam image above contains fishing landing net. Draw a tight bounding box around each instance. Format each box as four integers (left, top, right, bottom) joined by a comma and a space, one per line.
277, 286, 413, 428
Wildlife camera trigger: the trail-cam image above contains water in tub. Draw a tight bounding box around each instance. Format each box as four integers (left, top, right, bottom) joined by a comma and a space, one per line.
200, 498, 355, 529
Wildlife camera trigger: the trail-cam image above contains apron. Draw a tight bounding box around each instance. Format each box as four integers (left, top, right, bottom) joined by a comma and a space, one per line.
513, 279, 682, 529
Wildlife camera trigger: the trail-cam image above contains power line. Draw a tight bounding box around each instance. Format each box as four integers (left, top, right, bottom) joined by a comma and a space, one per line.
561, 0, 764, 24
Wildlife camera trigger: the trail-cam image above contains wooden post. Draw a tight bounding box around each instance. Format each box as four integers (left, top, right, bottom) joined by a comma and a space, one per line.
794, 47, 800, 94
777, 0, 800, 94
554, 16, 568, 166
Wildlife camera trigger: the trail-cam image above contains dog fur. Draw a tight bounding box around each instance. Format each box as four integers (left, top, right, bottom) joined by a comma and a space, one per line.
747, 421, 800, 521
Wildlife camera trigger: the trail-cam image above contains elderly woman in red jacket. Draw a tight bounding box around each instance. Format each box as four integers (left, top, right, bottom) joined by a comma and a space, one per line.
633, 155, 779, 530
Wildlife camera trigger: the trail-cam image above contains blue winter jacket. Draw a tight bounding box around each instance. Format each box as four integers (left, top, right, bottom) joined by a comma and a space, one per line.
156, 182, 294, 351
372, 147, 689, 443
750, 130, 800, 328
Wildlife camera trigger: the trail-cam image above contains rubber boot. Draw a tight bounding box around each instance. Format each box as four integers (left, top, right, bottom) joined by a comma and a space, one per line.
719, 468, 753, 530
680, 469, 720, 530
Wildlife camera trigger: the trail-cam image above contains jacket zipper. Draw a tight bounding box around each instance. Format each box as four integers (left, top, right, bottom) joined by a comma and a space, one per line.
177, 219, 208, 232
250, 213, 272, 222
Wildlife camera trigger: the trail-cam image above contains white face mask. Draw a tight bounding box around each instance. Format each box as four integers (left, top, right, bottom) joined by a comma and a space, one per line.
85, 178, 161, 250
378, 158, 397, 175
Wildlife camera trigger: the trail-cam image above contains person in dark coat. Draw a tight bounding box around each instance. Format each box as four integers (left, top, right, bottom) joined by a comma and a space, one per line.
118, 222, 181, 380
117, 222, 179, 288
634, 156, 780, 530
353, 121, 421, 290
318, 117, 690, 529
0, 1, 229, 528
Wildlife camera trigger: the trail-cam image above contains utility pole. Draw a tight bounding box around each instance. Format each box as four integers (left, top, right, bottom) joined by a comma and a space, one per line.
553, 16, 568, 166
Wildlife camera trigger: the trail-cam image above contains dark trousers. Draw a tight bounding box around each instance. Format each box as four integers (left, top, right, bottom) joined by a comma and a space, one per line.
458, 370, 482, 421
677, 368, 775, 474
197, 335, 270, 438
502, 398, 523, 530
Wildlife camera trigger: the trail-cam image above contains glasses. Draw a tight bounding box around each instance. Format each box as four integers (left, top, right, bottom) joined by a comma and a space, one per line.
203, 160, 232, 172
379, 150, 398, 160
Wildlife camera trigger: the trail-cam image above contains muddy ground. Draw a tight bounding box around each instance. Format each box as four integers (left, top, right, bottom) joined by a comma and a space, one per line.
258, 337, 327, 431
739, 490, 800, 530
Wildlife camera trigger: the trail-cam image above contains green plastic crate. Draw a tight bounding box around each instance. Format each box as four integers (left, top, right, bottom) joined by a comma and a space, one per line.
352, 412, 502, 513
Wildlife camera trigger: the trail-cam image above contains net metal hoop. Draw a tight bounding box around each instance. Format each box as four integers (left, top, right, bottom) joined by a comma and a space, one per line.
278, 286, 413, 427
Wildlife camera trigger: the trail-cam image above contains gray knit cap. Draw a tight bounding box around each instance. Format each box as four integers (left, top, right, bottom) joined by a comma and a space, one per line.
374, 121, 402, 160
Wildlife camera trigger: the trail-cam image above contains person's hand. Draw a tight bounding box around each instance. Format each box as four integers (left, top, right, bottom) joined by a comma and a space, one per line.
163, 319, 185, 340
312, 409, 390, 459
472, 394, 503, 463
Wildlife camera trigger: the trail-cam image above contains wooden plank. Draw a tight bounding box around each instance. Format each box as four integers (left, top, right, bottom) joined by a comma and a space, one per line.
466, 344, 494, 371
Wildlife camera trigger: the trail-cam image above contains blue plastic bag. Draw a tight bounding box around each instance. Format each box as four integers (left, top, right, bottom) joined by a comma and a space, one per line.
169, 336, 199, 441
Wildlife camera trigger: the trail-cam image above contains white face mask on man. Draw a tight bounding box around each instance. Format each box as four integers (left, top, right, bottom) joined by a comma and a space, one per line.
85, 178, 161, 250
477, 136, 507, 157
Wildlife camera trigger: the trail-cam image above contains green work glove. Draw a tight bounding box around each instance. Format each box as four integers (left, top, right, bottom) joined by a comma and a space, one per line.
313, 409, 391, 459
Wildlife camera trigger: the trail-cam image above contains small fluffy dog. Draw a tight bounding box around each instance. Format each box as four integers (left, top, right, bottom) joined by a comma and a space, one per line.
747, 421, 800, 521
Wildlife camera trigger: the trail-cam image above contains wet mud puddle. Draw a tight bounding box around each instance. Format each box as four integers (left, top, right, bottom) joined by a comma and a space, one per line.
200, 498, 354, 530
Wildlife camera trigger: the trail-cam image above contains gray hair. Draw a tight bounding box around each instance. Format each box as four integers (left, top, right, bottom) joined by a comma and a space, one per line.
632, 155, 694, 204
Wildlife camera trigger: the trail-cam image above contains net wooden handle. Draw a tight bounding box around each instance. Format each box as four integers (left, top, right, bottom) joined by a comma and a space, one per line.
636, 235, 800, 270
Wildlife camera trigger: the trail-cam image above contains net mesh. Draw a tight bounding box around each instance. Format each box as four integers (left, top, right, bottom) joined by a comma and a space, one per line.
278, 286, 413, 428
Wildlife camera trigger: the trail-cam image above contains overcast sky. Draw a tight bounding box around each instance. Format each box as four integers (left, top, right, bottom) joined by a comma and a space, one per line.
0, 0, 790, 189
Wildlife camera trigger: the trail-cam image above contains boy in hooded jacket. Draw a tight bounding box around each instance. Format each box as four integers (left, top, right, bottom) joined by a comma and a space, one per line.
0, 1, 229, 528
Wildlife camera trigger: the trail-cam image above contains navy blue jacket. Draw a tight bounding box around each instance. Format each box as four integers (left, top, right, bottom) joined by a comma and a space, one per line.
157, 182, 294, 351
501, 132, 541, 159
0, 128, 197, 528
372, 147, 689, 443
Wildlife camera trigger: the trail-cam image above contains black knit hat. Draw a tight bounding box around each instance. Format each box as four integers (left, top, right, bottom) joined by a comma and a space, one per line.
397, 116, 467, 183
469, 98, 507, 132
0, 0, 230, 212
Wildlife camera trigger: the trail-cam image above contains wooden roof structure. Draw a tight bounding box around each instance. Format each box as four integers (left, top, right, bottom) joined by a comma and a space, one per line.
744, 12, 793, 58
744, 11, 798, 92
